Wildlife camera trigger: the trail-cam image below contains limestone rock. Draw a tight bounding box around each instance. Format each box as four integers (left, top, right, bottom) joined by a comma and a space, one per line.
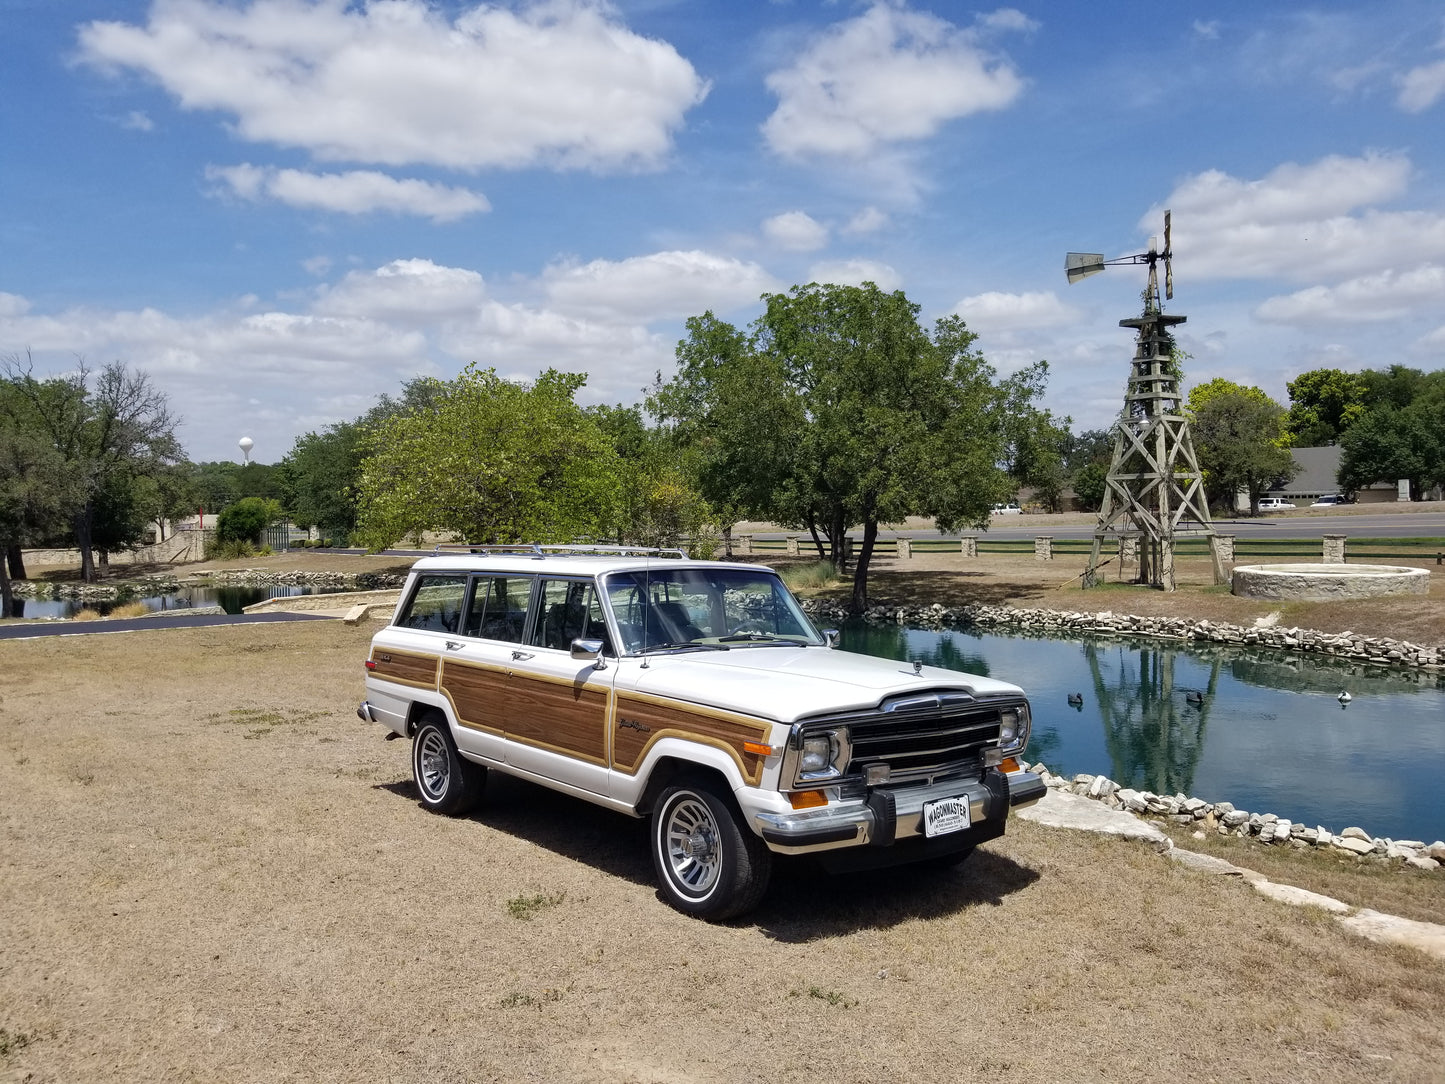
1334, 836, 1375, 855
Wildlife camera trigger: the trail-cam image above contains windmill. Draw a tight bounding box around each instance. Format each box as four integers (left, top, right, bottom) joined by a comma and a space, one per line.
1066, 211, 1225, 591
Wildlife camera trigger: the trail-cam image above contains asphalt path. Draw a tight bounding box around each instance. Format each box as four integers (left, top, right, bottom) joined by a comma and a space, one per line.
0, 610, 334, 641
750, 512, 1445, 543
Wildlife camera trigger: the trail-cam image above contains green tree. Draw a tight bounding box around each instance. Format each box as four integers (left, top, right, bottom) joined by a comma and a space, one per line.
657, 284, 1027, 612
279, 421, 364, 543
216, 496, 282, 545
1284, 368, 1368, 446
1, 356, 182, 581
1337, 383, 1445, 500
1071, 460, 1109, 512
354, 366, 619, 549
1186, 378, 1297, 514
0, 386, 74, 611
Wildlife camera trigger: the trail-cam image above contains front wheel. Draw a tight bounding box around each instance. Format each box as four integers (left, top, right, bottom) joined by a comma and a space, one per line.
651, 780, 771, 920
411, 714, 485, 816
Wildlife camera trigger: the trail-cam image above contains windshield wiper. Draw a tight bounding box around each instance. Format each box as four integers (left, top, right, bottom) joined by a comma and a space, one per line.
718, 632, 793, 643
637, 640, 731, 655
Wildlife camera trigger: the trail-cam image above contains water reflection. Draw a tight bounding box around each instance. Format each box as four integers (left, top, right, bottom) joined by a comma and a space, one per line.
840, 622, 990, 677
1087, 643, 1219, 797
839, 621, 1445, 842
7, 584, 336, 620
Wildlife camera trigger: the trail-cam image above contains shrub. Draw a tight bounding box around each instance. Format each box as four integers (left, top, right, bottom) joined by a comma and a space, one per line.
204, 538, 258, 561
216, 497, 282, 545
780, 560, 841, 592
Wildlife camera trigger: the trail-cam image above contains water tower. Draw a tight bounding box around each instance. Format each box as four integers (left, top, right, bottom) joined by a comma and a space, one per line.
239, 436, 254, 464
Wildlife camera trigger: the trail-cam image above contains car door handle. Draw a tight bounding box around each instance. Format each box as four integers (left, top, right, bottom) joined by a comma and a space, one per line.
445, 640, 464, 651
511, 650, 534, 661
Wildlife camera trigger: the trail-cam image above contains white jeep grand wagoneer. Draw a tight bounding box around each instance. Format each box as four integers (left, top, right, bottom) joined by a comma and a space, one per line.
359, 545, 1044, 919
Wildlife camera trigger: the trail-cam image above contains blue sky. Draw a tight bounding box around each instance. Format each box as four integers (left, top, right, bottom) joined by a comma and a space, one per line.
3, 0, 1444, 464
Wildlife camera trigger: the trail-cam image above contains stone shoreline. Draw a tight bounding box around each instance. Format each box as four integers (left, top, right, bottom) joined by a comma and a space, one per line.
1021, 759, 1444, 874
8, 568, 406, 602
801, 598, 1444, 673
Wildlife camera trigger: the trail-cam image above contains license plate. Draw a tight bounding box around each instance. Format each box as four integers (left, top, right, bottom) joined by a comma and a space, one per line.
923, 796, 971, 838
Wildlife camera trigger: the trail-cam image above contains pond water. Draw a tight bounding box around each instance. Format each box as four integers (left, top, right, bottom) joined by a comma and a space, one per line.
9, 585, 342, 620
842, 623, 1445, 844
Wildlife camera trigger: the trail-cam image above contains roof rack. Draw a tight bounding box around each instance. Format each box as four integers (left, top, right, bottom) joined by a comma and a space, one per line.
430, 542, 687, 559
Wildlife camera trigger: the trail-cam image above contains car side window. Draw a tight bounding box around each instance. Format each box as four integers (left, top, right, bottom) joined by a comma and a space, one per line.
463, 575, 530, 643
397, 574, 467, 634
528, 579, 611, 653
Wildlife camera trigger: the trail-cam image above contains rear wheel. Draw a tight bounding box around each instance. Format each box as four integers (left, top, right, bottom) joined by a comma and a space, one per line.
411, 713, 485, 816
651, 779, 771, 920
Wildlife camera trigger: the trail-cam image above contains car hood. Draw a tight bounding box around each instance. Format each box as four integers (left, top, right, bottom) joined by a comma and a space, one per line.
622, 645, 1024, 723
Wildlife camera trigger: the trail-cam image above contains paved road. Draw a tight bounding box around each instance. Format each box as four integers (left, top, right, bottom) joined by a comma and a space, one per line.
749, 512, 1445, 543
0, 610, 334, 641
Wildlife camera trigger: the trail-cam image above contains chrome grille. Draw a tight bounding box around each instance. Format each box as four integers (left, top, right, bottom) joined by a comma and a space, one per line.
804, 690, 1005, 786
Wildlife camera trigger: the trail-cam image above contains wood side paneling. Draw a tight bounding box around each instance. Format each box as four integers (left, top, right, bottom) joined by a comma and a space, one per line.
612, 694, 769, 785
507, 674, 609, 764
368, 648, 438, 689
439, 659, 508, 735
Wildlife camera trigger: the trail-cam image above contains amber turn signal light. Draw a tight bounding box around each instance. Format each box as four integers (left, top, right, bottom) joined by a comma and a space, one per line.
788, 789, 827, 809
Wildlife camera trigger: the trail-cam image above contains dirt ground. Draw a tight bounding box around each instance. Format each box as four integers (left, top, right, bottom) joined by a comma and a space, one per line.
3, 619, 1445, 1083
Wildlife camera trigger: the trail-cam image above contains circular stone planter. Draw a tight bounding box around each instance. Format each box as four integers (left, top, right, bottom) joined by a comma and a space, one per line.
1232, 563, 1430, 601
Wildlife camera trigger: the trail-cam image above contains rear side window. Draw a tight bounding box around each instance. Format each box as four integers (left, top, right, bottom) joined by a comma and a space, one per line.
397, 574, 467, 634
463, 575, 531, 643
528, 579, 611, 653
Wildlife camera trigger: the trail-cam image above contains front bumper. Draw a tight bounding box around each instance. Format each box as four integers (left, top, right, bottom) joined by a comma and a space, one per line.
754, 768, 1044, 855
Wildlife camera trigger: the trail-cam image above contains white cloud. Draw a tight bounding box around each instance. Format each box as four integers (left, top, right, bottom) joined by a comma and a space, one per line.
953, 290, 1081, 333
1415, 325, 1445, 353
1255, 264, 1445, 324
1397, 58, 1445, 112
541, 251, 779, 321
301, 255, 332, 277
1192, 20, 1220, 41
1148, 152, 1445, 281
762, 2, 1025, 159
79, 0, 707, 171
804, 259, 902, 291
121, 110, 154, 131
0, 246, 784, 460
206, 164, 489, 222
315, 259, 489, 321
843, 206, 888, 235
976, 9, 1038, 34
762, 211, 829, 251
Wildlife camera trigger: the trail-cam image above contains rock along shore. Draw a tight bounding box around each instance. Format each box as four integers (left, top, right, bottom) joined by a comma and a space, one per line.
801, 598, 1444, 673
9, 568, 407, 603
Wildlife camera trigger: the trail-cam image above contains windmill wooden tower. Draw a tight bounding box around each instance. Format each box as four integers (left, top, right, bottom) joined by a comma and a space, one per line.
1066, 212, 1225, 590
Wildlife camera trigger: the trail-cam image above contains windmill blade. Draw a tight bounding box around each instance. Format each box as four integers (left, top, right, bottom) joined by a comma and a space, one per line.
1164, 210, 1171, 256
1066, 252, 1107, 285
1165, 258, 1173, 301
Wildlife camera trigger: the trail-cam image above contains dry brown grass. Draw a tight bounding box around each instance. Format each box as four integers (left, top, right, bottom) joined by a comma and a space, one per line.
2, 621, 1443, 1083
1157, 823, 1445, 927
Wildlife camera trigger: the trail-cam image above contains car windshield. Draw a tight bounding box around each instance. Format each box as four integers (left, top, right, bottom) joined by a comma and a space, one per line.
602, 567, 824, 654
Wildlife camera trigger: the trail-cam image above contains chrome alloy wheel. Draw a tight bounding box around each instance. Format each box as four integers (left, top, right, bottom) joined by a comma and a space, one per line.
416, 727, 451, 802
662, 794, 722, 897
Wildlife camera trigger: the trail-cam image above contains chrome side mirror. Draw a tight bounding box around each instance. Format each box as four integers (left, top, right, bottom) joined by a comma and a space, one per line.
571, 638, 607, 670
822, 628, 840, 649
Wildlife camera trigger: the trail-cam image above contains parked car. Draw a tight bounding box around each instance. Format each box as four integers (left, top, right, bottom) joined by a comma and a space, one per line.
991, 502, 1022, 515
1310, 494, 1351, 508
1256, 497, 1294, 511
359, 544, 1043, 920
